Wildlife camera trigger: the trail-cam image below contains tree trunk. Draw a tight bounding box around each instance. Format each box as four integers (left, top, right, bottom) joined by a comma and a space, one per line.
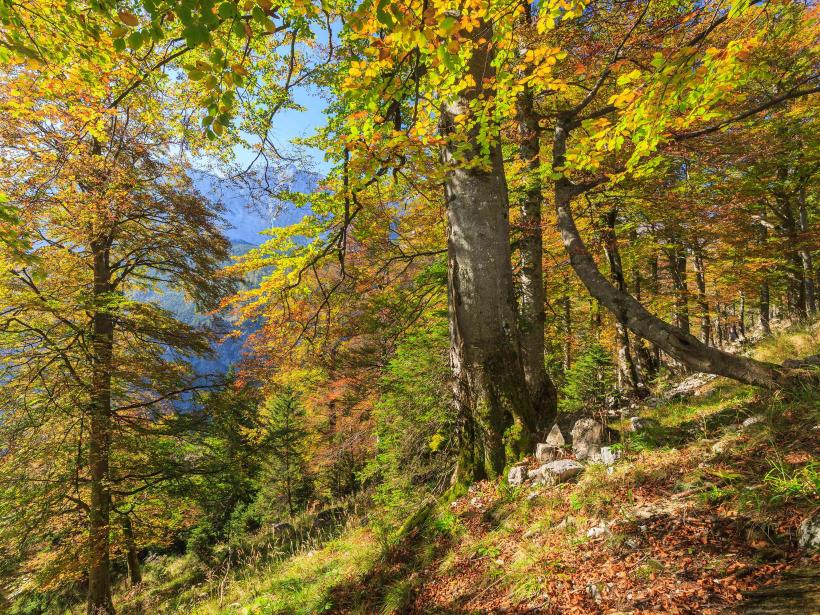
514, 49, 557, 430
667, 244, 690, 335
562, 295, 572, 372
602, 208, 641, 394
551, 119, 791, 390
693, 248, 712, 346
120, 514, 142, 587
443, 24, 535, 482
760, 282, 771, 334
798, 189, 816, 314
88, 241, 115, 615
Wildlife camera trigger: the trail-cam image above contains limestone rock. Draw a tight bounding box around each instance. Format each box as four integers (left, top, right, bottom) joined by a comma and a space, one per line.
798, 514, 820, 550
541, 459, 585, 485
535, 443, 560, 463
545, 423, 566, 447
527, 466, 545, 481
507, 464, 527, 487
600, 446, 621, 466
571, 418, 603, 460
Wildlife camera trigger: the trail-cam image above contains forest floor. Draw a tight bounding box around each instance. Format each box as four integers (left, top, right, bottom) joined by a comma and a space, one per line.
115, 323, 819, 615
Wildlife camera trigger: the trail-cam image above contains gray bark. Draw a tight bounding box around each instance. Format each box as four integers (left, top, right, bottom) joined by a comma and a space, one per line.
515, 38, 557, 429
798, 189, 816, 314
693, 248, 712, 346
442, 24, 535, 482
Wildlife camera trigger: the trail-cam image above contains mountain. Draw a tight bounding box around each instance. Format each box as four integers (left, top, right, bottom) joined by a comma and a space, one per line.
191, 167, 318, 246
144, 168, 319, 379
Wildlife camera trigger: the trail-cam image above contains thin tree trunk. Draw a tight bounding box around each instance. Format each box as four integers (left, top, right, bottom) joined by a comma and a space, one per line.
88, 241, 115, 615
739, 292, 746, 340
514, 30, 557, 429
443, 24, 535, 483
798, 188, 816, 314
551, 119, 791, 390
602, 208, 641, 394
693, 248, 711, 346
759, 281, 771, 334
562, 295, 572, 372
120, 515, 142, 587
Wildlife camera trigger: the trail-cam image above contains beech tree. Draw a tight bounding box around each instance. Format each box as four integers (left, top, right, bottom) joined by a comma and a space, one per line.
0, 57, 232, 610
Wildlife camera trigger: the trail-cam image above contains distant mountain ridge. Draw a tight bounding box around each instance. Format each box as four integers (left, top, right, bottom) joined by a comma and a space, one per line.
144, 167, 318, 379
191, 167, 318, 246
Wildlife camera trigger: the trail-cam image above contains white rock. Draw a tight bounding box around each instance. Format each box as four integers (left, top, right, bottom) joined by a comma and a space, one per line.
541, 459, 585, 485
507, 464, 527, 486
535, 443, 560, 463
798, 514, 820, 550
600, 446, 621, 466
545, 424, 566, 447
587, 523, 611, 539
571, 418, 604, 460
741, 415, 764, 429
628, 416, 645, 432
528, 466, 546, 481
586, 582, 602, 602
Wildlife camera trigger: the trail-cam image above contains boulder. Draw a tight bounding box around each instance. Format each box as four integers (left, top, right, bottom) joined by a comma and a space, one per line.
535, 443, 560, 463
527, 466, 545, 481
798, 514, 820, 550
541, 459, 585, 485
507, 464, 527, 487
571, 419, 603, 460
545, 424, 566, 447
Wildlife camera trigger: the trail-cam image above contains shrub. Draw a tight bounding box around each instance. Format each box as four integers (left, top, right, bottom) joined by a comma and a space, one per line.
559, 343, 617, 415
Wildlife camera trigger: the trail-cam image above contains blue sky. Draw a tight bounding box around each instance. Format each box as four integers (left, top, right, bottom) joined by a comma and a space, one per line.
233, 83, 331, 176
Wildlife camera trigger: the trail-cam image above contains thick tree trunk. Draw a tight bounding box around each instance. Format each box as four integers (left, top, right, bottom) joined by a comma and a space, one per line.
515, 70, 557, 430
551, 120, 791, 390
88, 243, 115, 615
443, 25, 535, 482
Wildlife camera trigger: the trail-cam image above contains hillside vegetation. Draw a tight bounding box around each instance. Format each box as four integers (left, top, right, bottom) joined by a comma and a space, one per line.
98, 324, 819, 615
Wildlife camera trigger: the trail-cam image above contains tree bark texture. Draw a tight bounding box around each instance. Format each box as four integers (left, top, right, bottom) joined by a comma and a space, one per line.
443, 24, 535, 483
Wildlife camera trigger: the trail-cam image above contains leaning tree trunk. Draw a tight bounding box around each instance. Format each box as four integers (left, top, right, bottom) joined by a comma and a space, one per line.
515, 53, 557, 430
551, 120, 791, 390
443, 23, 536, 483
88, 241, 115, 615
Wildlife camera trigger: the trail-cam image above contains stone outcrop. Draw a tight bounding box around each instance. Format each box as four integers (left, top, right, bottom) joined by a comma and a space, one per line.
571, 418, 603, 460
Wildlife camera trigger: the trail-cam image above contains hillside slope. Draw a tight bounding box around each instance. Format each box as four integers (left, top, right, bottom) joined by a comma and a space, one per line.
109, 324, 819, 615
